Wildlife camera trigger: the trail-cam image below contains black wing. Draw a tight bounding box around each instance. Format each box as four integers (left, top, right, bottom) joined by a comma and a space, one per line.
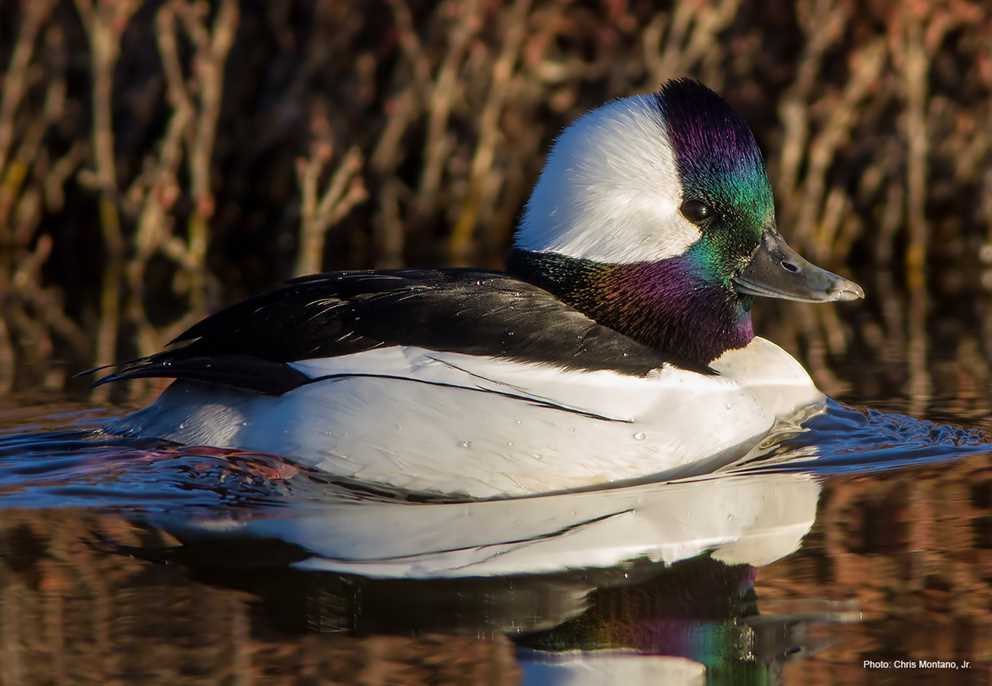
92, 269, 675, 394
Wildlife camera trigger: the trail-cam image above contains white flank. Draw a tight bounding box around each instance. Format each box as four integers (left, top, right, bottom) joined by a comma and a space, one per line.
514, 94, 701, 263
114, 340, 823, 499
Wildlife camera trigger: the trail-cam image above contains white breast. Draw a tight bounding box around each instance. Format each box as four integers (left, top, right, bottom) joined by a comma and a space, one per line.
112, 338, 823, 498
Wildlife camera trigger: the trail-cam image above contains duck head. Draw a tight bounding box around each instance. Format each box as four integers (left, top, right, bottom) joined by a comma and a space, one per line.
508, 78, 863, 368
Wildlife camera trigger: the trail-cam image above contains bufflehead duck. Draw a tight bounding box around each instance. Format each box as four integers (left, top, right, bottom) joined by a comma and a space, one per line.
100, 79, 863, 498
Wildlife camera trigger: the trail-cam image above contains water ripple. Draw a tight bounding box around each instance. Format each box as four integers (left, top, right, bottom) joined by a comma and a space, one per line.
728, 400, 992, 476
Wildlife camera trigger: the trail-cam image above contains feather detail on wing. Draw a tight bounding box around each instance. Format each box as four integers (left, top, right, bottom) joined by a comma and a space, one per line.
86, 269, 680, 395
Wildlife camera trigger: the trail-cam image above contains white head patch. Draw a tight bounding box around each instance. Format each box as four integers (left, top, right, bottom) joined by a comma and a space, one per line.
515, 95, 701, 264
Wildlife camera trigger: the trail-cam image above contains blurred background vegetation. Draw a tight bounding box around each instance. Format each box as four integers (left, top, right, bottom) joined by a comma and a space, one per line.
1, 0, 991, 399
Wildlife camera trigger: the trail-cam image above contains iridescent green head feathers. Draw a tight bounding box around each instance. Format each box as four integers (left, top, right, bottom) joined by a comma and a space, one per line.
655, 78, 774, 280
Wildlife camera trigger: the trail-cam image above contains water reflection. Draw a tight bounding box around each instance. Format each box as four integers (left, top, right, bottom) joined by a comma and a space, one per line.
136, 467, 839, 681
152, 469, 820, 577
1, 396, 988, 683
0, 441, 847, 682
174, 552, 856, 684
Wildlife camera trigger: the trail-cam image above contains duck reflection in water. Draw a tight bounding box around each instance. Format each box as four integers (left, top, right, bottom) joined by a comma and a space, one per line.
127, 462, 855, 682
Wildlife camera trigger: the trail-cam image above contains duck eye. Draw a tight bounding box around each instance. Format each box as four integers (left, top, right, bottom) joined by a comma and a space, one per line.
680, 199, 712, 224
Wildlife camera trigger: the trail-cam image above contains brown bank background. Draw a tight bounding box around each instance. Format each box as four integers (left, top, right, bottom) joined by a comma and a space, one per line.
1, 1, 992, 684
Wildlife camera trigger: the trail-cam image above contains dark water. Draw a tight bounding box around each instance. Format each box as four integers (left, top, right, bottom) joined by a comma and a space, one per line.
1, 280, 991, 685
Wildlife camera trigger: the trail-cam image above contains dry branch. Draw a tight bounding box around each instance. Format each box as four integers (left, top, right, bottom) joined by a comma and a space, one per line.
294, 144, 367, 276
0, 0, 990, 396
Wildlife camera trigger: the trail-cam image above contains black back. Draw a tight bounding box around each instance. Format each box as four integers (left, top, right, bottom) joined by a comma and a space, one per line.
94, 269, 675, 394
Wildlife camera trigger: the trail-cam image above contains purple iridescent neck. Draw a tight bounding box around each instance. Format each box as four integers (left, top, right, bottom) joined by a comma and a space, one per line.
507, 249, 753, 368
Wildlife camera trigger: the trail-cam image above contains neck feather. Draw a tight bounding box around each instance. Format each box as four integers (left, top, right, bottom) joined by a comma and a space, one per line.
507, 249, 753, 367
